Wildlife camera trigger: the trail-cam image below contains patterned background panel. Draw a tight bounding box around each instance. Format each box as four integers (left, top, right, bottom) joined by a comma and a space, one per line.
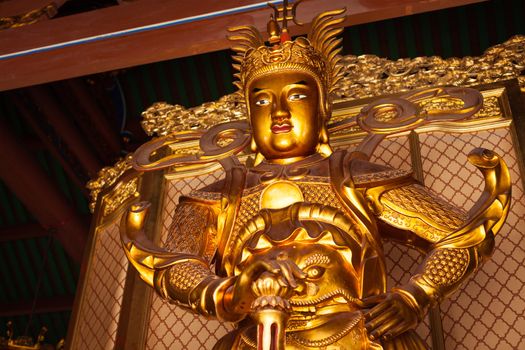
370, 135, 412, 172
146, 169, 232, 350
420, 128, 525, 349
70, 222, 129, 350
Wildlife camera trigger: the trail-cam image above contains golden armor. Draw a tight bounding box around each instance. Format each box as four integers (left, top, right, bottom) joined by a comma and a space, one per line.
120, 2, 511, 349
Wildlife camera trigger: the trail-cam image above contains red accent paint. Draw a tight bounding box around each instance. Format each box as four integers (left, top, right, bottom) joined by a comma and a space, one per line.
271, 124, 293, 133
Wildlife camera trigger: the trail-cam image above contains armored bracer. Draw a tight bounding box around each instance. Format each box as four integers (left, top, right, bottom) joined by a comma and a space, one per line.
120, 196, 236, 321
366, 148, 511, 319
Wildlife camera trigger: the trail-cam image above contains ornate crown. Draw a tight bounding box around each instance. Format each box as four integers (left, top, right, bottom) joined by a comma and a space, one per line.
228, 2, 346, 96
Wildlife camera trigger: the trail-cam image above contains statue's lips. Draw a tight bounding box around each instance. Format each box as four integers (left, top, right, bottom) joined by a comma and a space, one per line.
271, 123, 293, 133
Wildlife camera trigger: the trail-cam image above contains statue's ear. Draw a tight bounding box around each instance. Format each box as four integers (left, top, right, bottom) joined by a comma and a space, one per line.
324, 97, 332, 120
319, 96, 331, 145
250, 135, 258, 153
318, 125, 333, 158
319, 124, 329, 144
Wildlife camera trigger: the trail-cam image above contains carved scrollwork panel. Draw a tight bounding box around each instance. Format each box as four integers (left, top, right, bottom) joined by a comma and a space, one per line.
139, 36, 525, 137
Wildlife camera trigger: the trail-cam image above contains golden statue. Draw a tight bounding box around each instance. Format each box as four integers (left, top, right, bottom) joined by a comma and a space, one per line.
120, 2, 511, 349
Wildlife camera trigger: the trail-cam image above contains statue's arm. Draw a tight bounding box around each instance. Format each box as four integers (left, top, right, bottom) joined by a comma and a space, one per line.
362, 148, 511, 340
372, 182, 483, 315
120, 197, 238, 321
159, 199, 240, 320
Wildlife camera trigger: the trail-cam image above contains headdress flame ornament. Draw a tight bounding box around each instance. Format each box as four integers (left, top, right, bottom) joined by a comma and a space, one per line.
228, 1, 346, 98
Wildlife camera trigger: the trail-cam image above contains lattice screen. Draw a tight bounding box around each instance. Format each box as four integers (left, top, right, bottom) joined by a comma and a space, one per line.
69, 222, 129, 349
146, 169, 233, 350
369, 135, 412, 172
420, 128, 525, 349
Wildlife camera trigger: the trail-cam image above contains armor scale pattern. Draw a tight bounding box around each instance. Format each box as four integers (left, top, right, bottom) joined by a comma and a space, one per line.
164, 202, 212, 256
353, 169, 411, 185
382, 184, 467, 230
169, 262, 213, 292
423, 249, 470, 286
380, 183, 468, 243
297, 182, 343, 210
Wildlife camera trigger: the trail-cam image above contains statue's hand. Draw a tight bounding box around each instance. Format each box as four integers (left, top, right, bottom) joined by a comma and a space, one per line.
224, 255, 306, 315
363, 291, 420, 343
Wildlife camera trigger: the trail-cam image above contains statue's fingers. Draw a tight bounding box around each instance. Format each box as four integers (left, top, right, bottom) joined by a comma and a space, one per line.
245, 260, 279, 280
361, 293, 387, 307
287, 260, 307, 279
282, 259, 307, 284
366, 308, 398, 340
277, 275, 288, 288
276, 261, 297, 288
381, 321, 407, 342
364, 299, 391, 321
262, 260, 281, 275
268, 259, 283, 270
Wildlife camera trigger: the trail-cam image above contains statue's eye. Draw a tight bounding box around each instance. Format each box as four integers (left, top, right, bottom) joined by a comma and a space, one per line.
305, 266, 325, 279
255, 99, 270, 106
288, 94, 307, 101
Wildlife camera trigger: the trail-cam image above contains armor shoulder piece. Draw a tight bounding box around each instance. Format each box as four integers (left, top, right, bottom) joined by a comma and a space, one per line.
351, 159, 412, 188
378, 183, 468, 243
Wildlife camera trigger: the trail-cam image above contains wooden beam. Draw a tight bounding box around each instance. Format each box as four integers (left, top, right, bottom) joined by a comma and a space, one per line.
64, 79, 122, 157
0, 0, 487, 91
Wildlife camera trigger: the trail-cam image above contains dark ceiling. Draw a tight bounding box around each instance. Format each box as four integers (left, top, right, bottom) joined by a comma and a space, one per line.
0, 0, 524, 345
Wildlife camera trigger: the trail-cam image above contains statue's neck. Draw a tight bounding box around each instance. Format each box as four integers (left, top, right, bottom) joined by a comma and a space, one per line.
266, 155, 311, 165
263, 148, 330, 166
254, 152, 328, 175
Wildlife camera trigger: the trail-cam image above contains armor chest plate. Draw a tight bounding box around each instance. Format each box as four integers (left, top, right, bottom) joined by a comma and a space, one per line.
221, 179, 363, 275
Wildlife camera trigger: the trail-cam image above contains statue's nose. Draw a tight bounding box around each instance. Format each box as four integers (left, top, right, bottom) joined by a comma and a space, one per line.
273, 109, 290, 122
272, 96, 291, 121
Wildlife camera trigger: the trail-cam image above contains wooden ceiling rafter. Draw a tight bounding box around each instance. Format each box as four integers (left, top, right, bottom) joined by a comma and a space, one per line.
0, 0, 488, 91
64, 79, 121, 157
26, 86, 103, 177
10, 92, 91, 191
52, 81, 118, 166
0, 119, 87, 263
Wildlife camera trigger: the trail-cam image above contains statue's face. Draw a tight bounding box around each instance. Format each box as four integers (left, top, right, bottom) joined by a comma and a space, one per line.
248, 72, 321, 161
